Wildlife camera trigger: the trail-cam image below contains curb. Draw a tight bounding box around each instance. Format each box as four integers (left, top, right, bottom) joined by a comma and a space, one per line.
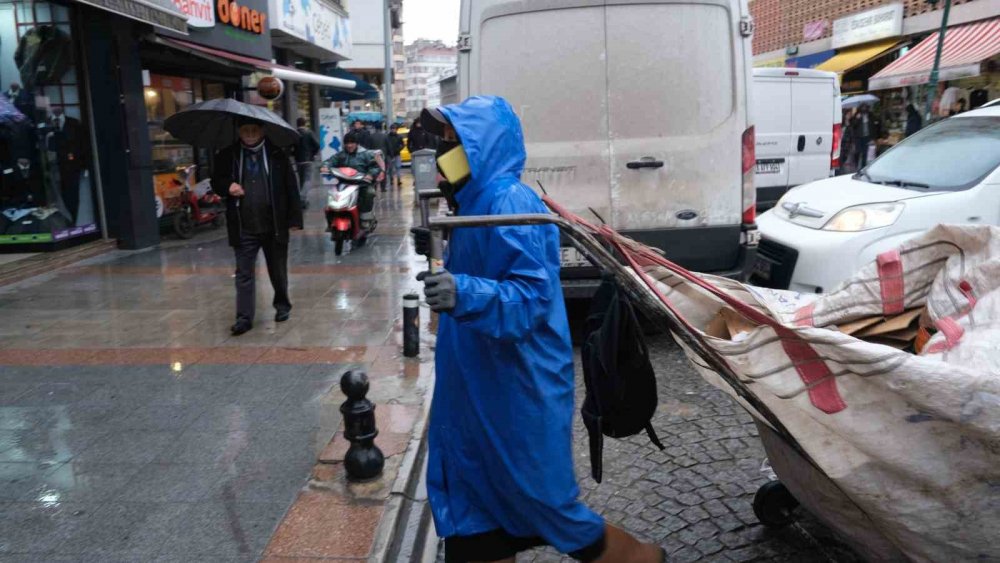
369, 364, 436, 562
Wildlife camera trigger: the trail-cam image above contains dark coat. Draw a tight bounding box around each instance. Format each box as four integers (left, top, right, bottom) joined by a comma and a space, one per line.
849, 112, 881, 141
387, 132, 404, 157
213, 143, 303, 247
295, 127, 321, 163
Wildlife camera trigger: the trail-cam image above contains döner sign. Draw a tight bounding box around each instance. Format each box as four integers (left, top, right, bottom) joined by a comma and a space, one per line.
217, 0, 267, 34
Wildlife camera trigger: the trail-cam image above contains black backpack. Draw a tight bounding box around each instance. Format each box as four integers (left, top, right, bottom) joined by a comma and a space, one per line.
581, 279, 664, 483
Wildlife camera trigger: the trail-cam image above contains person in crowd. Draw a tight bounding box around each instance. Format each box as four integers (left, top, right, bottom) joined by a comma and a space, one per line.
350, 119, 372, 149
407, 118, 437, 153
366, 122, 390, 192
295, 117, 321, 210
905, 104, 923, 137
213, 118, 303, 336
840, 109, 855, 173
387, 123, 405, 189
849, 104, 880, 170
413, 97, 665, 563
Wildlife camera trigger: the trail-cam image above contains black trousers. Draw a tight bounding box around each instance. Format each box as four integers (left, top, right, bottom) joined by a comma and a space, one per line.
59, 162, 81, 221
234, 232, 291, 323
853, 137, 871, 169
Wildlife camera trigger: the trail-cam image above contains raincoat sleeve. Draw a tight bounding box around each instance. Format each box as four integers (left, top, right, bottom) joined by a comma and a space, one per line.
450, 203, 553, 342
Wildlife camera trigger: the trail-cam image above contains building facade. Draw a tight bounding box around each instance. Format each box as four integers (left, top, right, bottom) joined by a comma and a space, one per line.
403, 39, 457, 118
339, 0, 402, 118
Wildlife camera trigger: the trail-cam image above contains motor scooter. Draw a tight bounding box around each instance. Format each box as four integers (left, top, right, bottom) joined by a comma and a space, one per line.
172, 165, 225, 239
322, 166, 377, 256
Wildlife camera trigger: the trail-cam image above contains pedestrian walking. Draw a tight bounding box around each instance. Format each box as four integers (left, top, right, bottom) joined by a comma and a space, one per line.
295, 117, 321, 209
367, 123, 390, 192
387, 123, 405, 189
214, 118, 303, 336
350, 119, 372, 149
406, 118, 437, 153
849, 104, 880, 170
905, 103, 923, 137
413, 97, 664, 563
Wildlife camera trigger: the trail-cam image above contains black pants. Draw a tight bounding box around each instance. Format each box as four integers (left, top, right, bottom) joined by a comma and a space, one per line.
853, 137, 870, 169
234, 232, 290, 323
59, 162, 81, 221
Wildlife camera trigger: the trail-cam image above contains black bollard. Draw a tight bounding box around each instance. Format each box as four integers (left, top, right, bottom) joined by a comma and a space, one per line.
340, 370, 385, 480
403, 294, 420, 357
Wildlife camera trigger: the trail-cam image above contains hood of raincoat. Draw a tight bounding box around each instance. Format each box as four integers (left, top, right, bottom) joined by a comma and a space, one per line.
437, 96, 526, 203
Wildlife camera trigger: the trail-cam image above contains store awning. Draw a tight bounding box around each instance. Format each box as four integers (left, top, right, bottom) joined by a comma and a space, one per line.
870, 18, 1000, 91
321, 67, 380, 101
74, 0, 188, 34
816, 39, 903, 74
155, 37, 357, 90
786, 50, 836, 69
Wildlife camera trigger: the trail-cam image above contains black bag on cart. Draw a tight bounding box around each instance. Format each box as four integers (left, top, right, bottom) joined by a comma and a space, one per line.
581, 278, 664, 483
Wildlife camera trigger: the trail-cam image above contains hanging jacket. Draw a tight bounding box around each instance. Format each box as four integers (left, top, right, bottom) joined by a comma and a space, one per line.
426, 96, 605, 554
14, 25, 72, 91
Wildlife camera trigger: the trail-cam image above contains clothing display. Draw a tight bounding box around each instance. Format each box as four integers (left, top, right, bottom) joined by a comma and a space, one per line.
47, 113, 88, 221
14, 25, 72, 91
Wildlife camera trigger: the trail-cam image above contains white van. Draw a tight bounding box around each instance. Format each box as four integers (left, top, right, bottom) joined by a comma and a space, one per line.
458, 0, 758, 296
752, 68, 842, 211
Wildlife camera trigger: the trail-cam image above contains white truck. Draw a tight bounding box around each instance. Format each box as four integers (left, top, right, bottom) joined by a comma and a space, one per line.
752, 68, 842, 212
457, 0, 759, 296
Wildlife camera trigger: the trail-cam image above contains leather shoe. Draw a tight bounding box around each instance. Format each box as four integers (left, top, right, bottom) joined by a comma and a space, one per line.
275, 310, 291, 323
231, 321, 252, 336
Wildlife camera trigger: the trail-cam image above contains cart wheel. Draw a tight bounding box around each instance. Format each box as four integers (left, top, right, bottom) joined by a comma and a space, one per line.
173, 212, 196, 239
333, 234, 345, 256
753, 480, 799, 528
211, 214, 225, 228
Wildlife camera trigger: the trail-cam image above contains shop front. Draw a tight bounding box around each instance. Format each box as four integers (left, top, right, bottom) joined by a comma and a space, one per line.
0, 0, 100, 252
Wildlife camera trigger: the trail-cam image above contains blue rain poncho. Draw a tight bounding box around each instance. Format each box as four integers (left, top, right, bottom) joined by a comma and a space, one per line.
426, 96, 605, 553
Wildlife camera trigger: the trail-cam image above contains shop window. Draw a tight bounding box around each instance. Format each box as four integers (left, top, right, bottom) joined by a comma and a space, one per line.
145, 73, 225, 221
0, 0, 98, 247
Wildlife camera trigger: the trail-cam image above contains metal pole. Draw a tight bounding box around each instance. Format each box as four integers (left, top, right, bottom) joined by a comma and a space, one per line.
924, 0, 953, 121
383, 0, 394, 125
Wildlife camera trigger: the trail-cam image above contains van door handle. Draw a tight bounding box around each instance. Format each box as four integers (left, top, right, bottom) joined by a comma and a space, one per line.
797, 135, 806, 152
627, 157, 664, 170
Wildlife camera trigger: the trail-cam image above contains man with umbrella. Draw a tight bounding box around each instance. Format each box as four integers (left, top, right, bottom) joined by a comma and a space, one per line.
165, 98, 305, 336
213, 117, 303, 335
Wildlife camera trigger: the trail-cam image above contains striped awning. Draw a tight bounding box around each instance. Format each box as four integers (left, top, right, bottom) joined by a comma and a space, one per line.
870, 18, 1000, 90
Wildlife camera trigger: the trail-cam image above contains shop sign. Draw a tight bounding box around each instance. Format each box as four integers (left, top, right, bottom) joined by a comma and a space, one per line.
832, 4, 903, 49
803, 20, 828, 42
270, 0, 351, 58
172, 0, 215, 28
160, 0, 272, 60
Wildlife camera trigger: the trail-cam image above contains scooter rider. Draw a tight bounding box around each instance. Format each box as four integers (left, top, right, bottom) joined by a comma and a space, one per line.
323, 130, 381, 225
415, 97, 665, 563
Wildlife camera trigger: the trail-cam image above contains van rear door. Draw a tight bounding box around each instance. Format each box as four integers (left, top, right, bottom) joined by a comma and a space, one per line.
753, 75, 792, 205
788, 76, 835, 186
604, 2, 745, 271
477, 5, 612, 227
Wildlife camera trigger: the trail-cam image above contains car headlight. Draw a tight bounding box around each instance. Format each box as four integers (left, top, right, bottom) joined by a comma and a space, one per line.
823, 203, 904, 232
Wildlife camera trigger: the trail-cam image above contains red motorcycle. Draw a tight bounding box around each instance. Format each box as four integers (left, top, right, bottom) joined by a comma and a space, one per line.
322, 166, 377, 256
172, 165, 225, 239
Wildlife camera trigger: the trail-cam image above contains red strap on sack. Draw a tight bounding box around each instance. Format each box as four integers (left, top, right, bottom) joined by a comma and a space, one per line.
604, 230, 847, 415
958, 280, 977, 310
793, 303, 817, 327
877, 250, 905, 315
926, 317, 964, 354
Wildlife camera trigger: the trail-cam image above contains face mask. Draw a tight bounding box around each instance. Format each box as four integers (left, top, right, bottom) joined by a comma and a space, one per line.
436, 140, 470, 208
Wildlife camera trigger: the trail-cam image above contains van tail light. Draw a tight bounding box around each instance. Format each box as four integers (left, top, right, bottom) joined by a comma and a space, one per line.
831, 123, 843, 170
741, 126, 756, 224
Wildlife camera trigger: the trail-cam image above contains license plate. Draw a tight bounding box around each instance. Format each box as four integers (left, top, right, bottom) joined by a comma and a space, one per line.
752, 257, 773, 281
560, 247, 589, 268
755, 160, 783, 174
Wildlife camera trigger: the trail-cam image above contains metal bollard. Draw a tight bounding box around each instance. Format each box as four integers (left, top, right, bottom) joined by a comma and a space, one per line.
403, 294, 420, 357
339, 370, 385, 480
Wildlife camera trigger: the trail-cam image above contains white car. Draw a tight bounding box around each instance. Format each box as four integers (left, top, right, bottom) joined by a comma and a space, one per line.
754, 105, 1000, 294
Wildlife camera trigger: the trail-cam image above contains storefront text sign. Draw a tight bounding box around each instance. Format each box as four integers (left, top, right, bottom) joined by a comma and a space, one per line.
173, 0, 215, 28
270, 0, 351, 58
832, 4, 903, 49
217, 0, 267, 34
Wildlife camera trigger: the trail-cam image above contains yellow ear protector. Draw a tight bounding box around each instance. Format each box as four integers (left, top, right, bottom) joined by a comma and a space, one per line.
437, 144, 471, 185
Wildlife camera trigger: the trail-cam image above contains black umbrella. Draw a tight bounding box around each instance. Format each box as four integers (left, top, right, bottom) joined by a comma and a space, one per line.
163, 98, 299, 148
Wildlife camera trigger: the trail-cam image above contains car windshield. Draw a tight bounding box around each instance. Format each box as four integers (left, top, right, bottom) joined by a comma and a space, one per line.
861, 116, 1000, 191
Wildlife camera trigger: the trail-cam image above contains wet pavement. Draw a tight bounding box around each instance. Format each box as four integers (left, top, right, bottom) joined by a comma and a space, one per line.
0, 177, 430, 561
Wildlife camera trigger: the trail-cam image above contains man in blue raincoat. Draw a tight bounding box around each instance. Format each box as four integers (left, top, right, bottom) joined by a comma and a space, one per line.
415, 96, 664, 563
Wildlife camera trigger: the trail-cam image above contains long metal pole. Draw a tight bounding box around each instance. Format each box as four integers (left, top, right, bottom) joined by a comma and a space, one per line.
383, 0, 394, 125
924, 0, 953, 121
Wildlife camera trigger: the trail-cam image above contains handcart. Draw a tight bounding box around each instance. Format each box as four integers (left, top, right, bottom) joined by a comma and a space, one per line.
422, 195, 1000, 563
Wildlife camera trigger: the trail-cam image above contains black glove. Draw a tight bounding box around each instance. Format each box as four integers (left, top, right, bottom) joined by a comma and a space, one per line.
416, 269, 457, 313
410, 226, 431, 257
